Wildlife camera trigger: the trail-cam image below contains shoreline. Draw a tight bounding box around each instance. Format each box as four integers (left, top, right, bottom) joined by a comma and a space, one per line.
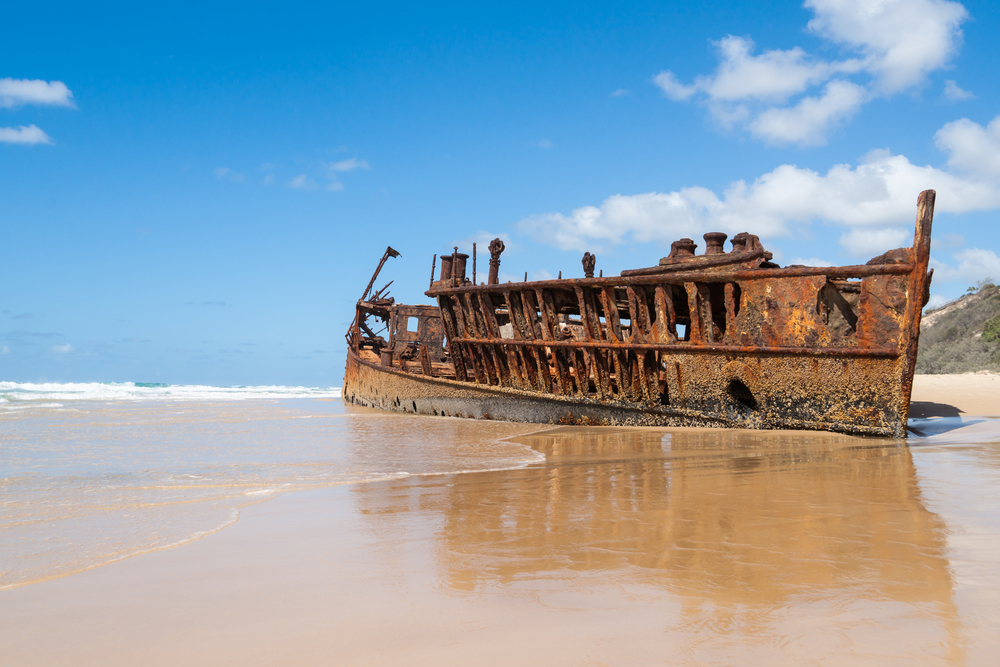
1, 374, 999, 664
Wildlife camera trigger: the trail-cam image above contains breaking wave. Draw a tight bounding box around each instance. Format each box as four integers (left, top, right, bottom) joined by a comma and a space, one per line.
0, 381, 341, 405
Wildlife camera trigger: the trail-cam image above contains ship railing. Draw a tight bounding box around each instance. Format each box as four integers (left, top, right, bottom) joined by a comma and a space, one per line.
426, 260, 917, 401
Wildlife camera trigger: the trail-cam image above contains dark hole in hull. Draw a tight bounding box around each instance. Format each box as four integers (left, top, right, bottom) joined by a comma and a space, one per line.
728, 379, 757, 410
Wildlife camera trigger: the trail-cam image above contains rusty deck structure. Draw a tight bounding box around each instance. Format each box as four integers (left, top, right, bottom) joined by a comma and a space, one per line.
343, 191, 936, 437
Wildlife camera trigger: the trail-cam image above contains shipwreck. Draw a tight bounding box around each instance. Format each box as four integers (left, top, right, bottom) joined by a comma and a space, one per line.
343, 190, 936, 437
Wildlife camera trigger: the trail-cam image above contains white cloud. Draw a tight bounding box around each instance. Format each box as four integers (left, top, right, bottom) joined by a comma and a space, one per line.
532, 139, 554, 149
654, 0, 970, 146
749, 80, 867, 145
326, 181, 344, 192
0, 346, 9, 355
288, 174, 317, 191
610, 88, 630, 97
51, 343, 72, 354
935, 116, 1000, 176
931, 248, 1000, 284
327, 157, 370, 172
0, 78, 75, 109
0, 124, 52, 145
805, 0, 968, 94
688, 36, 855, 103
943, 80, 974, 102
262, 174, 274, 185
839, 226, 911, 257
516, 115, 1000, 255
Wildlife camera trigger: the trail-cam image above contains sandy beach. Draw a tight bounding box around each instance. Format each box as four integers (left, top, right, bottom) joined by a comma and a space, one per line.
1, 374, 999, 666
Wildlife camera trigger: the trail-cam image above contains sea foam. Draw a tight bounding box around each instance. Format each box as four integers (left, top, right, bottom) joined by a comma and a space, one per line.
0, 381, 341, 405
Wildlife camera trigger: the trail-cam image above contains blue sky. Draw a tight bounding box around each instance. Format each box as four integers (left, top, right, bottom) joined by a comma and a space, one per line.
2, 0, 999, 386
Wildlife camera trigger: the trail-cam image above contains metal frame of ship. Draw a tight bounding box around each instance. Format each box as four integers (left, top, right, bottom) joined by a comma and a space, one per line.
343, 190, 936, 438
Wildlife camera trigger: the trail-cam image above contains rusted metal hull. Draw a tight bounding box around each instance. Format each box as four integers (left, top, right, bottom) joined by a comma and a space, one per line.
343, 346, 909, 436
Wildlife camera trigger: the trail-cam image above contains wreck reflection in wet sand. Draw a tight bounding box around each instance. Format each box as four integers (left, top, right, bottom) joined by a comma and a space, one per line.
354, 424, 974, 664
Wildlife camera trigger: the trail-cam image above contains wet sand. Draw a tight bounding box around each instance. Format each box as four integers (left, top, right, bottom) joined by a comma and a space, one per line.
2, 376, 999, 665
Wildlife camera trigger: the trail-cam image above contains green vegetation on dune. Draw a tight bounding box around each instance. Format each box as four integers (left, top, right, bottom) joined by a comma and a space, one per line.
984, 313, 1000, 344
916, 284, 1000, 374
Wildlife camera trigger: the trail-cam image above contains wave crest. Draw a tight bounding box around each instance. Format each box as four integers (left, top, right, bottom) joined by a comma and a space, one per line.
0, 381, 341, 404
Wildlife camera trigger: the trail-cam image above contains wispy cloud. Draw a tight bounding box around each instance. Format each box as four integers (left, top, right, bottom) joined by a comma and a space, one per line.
0, 346, 9, 355
531, 138, 554, 149
788, 257, 836, 267
456, 230, 517, 254
185, 301, 230, 307
0, 124, 52, 145
288, 174, 318, 191
933, 233, 965, 250
51, 343, 73, 354
943, 80, 974, 102
327, 157, 370, 172
610, 88, 629, 97
214, 167, 245, 182
931, 248, 1000, 284
2, 329, 63, 341
0, 78, 75, 109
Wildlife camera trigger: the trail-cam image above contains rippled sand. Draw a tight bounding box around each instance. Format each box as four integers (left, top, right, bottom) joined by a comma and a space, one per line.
1, 378, 999, 665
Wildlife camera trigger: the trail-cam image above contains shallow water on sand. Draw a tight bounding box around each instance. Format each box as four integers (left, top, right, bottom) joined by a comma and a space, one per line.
0, 399, 541, 588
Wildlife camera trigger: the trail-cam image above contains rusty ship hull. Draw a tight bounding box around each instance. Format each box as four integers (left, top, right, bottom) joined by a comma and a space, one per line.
343, 191, 936, 438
